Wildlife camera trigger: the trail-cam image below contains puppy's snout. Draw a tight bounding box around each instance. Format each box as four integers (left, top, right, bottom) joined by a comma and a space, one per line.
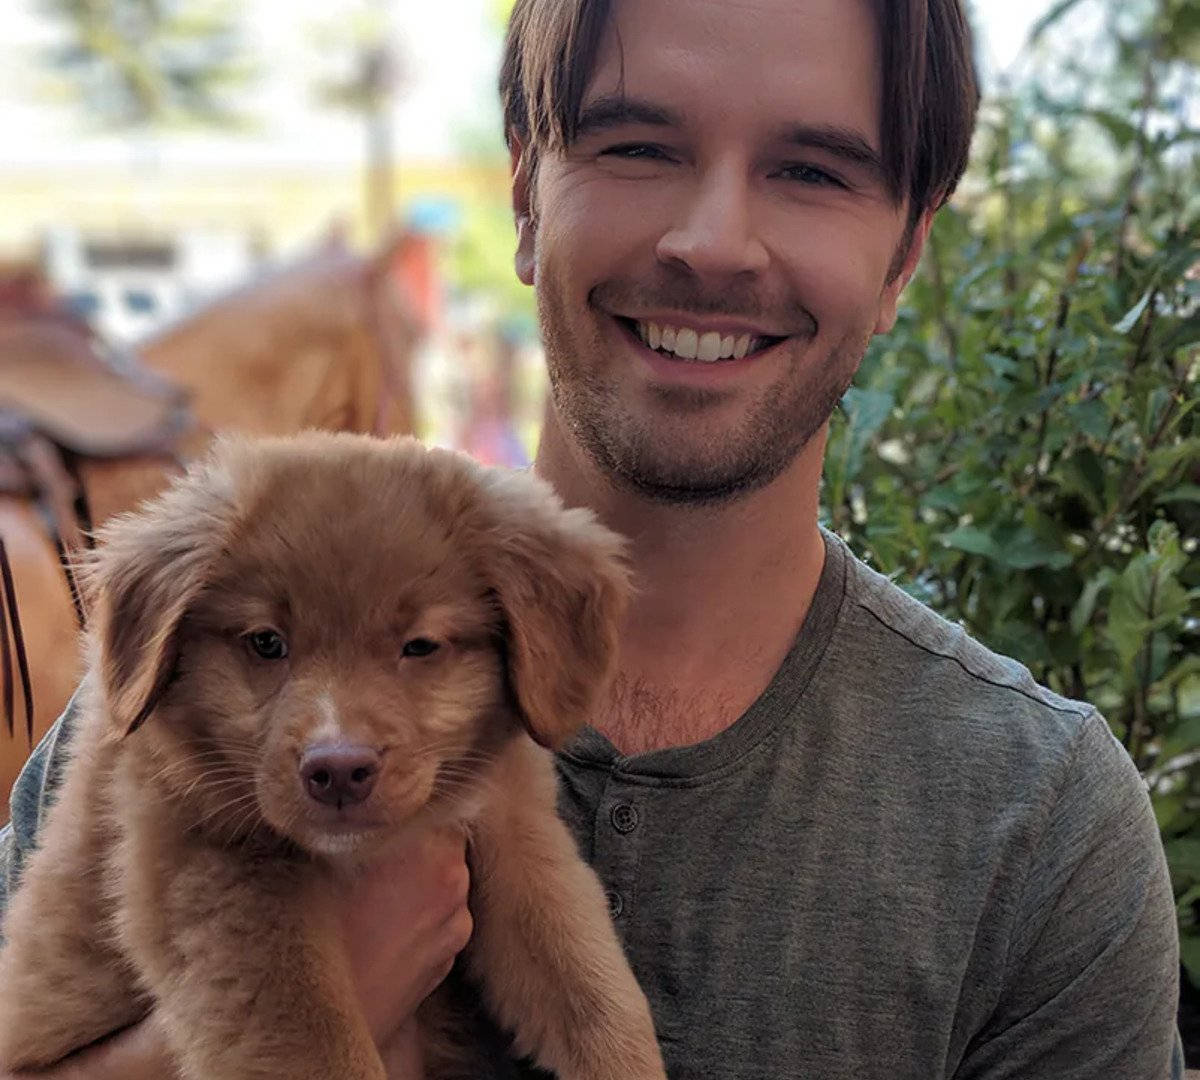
299, 743, 381, 807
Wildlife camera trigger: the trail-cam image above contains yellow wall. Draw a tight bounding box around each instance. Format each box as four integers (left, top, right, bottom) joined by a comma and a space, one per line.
0, 160, 510, 257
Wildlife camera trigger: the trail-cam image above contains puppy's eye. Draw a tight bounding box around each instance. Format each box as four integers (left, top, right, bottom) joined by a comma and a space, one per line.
245, 629, 288, 661
402, 638, 440, 658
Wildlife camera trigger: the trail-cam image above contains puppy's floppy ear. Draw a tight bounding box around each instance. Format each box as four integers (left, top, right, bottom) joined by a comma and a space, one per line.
477, 470, 630, 749
84, 453, 237, 738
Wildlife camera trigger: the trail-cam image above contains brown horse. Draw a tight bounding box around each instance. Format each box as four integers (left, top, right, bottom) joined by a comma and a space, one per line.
0, 233, 426, 819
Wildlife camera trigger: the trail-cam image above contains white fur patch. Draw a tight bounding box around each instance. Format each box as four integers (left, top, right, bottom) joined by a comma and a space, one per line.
307, 691, 344, 745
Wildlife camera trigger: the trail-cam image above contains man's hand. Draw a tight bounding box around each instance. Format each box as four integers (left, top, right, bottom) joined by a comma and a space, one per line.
341, 825, 474, 1053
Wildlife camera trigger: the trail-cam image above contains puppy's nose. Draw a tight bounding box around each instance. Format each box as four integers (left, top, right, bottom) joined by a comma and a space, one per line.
299, 743, 381, 807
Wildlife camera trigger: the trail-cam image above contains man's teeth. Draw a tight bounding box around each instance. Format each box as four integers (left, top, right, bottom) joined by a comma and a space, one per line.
635, 321, 756, 361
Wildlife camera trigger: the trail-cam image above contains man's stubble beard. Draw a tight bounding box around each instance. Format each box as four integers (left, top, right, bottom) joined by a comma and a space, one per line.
537, 272, 869, 507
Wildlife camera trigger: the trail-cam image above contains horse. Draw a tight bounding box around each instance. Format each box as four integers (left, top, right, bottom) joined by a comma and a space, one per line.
0, 231, 428, 819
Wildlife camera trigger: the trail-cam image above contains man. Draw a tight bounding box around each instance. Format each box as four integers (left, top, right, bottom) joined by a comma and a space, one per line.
0, 0, 1184, 1077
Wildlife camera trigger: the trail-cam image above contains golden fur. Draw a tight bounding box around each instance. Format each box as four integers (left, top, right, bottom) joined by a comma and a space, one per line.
0, 432, 665, 1080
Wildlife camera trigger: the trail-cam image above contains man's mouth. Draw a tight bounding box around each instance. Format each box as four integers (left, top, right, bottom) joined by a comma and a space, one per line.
618, 317, 787, 362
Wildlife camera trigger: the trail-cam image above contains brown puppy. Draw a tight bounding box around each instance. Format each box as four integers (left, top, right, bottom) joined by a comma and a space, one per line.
0, 432, 665, 1080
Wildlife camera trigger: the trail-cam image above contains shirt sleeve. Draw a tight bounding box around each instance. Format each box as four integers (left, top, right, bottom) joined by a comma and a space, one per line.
954, 710, 1183, 1080
0, 691, 83, 930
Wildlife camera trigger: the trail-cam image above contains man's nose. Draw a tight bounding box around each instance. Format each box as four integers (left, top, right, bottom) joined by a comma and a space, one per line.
299, 742, 381, 807
655, 165, 769, 278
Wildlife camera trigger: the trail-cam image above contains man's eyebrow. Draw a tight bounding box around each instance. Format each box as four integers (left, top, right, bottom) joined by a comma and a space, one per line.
572, 95, 682, 139
781, 124, 887, 183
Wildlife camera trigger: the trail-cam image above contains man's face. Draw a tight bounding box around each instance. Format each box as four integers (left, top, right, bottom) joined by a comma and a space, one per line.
516, 0, 928, 505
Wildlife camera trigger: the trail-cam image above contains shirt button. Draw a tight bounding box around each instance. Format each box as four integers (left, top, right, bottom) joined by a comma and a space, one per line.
605, 889, 624, 918
611, 803, 639, 834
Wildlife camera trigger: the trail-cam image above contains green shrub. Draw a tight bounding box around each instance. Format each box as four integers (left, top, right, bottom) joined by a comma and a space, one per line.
823, 0, 1199, 982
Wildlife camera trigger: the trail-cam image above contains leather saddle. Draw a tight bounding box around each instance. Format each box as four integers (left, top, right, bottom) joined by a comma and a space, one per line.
0, 318, 195, 741
0, 321, 190, 459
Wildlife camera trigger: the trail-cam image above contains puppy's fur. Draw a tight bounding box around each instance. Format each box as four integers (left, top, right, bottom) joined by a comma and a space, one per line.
0, 432, 665, 1080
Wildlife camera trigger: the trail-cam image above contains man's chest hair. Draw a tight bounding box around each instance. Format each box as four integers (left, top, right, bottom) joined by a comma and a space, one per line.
599, 674, 742, 756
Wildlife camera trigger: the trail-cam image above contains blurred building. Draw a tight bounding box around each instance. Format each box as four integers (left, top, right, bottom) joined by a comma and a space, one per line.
42, 226, 263, 345
0, 160, 506, 259
0, 159, 508, 340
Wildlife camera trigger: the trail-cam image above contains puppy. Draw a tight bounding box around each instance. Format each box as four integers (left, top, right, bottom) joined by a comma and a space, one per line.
0, 432, 665, 1080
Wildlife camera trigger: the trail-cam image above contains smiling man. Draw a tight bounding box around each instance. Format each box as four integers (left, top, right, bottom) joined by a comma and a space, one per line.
517, 0, 924, 515
495, 0, 1184, 1076
0, 0, 1183, 1078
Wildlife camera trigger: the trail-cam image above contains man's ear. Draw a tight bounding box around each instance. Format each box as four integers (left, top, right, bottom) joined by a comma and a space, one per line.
475, 468, 630, 750
511, 140, 536, 287
874, 207, 935, 335
84, 453, 235, 738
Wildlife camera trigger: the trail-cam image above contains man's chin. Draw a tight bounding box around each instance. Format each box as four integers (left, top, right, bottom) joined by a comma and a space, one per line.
640, 380, 740, 415
598, 443, 797, 507
549, 364, 839, 506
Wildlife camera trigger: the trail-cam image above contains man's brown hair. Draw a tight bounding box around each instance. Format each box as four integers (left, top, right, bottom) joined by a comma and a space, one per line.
499, 0, 980, 228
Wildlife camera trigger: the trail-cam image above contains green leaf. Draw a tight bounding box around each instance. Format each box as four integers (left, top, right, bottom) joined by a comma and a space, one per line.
1107, 560, 1156, 669
1147, 520, 1185, 561
940, 525, 1001, 559
1167, 838, 1200, 884
1176, 926, 1200, 988
1159, 711, 1200, 765
923, 485, 965, 514
982, 352, 1021, 380
1155, 484, 1200, 505
998, 535, 1074, 571
1155, 792, 1187, 834
1176, 884, 1200, 917
1066, 398, 1114, 442
1114, 289, 1152, 335
827, 387, 896, 513
1059, 448, 1107, 512
841, 387, 894, 454
1104, 534, 1192, 670
1165, 656, 1200, 691
1071, 569, 1116, 634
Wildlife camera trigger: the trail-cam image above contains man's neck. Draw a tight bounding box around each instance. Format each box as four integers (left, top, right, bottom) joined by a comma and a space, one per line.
534, 416, 829, 755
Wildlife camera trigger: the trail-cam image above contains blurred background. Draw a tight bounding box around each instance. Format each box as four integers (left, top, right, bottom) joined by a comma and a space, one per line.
0, 0, 546, 459
0, 0, 1120, 461
0, 0, 1197, 1059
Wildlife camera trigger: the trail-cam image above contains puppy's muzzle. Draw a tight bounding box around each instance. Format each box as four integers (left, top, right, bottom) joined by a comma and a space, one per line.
299, 743, 380, 808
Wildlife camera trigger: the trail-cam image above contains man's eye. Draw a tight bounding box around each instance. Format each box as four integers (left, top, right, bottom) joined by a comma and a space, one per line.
601, 143, 670, 161
778, 163, 843, 188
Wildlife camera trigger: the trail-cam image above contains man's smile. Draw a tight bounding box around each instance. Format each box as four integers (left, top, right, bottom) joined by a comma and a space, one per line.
609, 314, 794, 366
631, 318, 788, 361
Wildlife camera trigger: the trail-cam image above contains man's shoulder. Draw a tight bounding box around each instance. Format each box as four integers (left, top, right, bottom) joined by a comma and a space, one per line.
818, 537, 1108, 781
1, 686, 86, 917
